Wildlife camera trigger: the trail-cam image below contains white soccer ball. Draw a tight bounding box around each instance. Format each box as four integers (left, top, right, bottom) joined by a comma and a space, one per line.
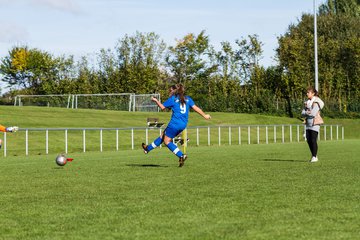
56, 154, 67, 166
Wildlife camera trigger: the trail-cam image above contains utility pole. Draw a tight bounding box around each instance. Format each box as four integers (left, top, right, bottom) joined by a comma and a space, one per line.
314, 0, 319, 91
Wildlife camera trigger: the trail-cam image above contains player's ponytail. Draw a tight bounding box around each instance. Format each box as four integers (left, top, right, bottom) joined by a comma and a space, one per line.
176, 84, 186, 105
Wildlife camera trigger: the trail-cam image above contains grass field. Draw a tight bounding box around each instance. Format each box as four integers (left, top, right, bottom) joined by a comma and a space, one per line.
1, 140, 359, 239
0, 106, 359, 239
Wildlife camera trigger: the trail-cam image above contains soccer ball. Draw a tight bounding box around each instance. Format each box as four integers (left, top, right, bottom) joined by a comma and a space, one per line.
56, 154, 67, 166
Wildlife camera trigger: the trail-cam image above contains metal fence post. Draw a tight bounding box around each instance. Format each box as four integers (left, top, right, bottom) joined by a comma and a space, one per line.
83, 129, 86, 152
330, 125, 333, 140
131, 128, 134, 150
100, 129, 103, 152
4, 132, 6, 157
116, 129, 119, 151
297, 125, 299, 142
239, 126, 241, 145
208, 127, 211, 146
229, 126, 231, 145
159, 128, 162, 148
265, 126, 268, 144
197, 128, 199, 146
26, 129, 29, 156
46, 129, 49, 154
65, 129, 68, 154
218, 126, 221, 146
274, 125, 277, 143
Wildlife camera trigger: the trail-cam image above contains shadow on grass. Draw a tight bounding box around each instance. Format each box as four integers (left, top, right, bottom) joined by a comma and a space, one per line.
126, 164, 169, 168
262, 159, 308, 163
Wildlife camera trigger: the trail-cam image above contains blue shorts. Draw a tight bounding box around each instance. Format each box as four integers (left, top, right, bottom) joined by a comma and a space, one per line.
164, 125, 184, 139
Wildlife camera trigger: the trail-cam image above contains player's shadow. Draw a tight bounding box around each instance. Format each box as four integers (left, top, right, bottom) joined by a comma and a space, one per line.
126, 164, 169, 168
262, 159, 308, 163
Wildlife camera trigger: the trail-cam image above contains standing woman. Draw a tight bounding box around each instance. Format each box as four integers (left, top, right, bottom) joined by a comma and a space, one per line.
301, 86, 324, 163
142, 84, 211, 167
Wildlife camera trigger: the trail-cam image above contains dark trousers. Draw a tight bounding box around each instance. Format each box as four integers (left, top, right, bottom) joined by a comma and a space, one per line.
306, 130, 318, 157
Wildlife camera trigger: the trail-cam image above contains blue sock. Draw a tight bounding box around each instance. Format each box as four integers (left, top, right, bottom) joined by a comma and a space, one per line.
147, 137, 163, 152
166, 142, 183, 158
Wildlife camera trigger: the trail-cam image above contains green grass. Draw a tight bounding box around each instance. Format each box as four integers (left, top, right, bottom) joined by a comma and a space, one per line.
0, 140, 359, 239
0, 106, 358, 156
1, 106, 359, 138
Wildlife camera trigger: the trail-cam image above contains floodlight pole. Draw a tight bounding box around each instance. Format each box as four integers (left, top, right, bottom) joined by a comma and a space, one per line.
314, 0, 319, 91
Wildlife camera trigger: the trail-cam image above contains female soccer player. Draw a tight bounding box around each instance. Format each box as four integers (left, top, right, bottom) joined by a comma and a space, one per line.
0, 125, 19, 149
301, 87, 324, 163
142, 84, 211, 167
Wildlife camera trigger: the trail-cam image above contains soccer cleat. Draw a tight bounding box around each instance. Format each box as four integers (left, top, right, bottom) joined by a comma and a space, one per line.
310, 156, 318, 163
5, 126, 19, 133
178, 154, 188, 167
141, 143, 148, 154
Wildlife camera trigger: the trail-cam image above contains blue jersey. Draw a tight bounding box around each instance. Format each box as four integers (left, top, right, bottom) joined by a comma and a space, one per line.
163, 95, 195, 129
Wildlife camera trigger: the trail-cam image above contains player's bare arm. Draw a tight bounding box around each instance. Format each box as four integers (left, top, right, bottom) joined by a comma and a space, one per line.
151, 96, 166, 110
192, 105, 211, 120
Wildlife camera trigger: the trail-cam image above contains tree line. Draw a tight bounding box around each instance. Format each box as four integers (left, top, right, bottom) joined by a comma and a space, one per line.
1, 0, 359, 118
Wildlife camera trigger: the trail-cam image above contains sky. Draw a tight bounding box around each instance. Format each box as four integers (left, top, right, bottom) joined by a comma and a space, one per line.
0, 0, 321, 68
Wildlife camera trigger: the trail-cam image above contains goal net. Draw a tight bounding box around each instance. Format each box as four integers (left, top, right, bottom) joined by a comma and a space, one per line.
131, 94, 160, 112
73, 93, 133, 111
14, 95, 72, 108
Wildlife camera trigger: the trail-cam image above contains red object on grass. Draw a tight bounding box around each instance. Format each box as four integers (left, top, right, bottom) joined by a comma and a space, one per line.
66, 158, 74, 162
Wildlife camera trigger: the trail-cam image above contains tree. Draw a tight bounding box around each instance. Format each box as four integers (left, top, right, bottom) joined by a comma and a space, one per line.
165, 30, 213, 87
115, 32, 167, 94
319, 0, 360, 16
0, 46, 75, 95
276, 0, 360, 114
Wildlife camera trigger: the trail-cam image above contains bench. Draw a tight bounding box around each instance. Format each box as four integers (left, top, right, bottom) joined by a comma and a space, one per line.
147, 118, 164, 128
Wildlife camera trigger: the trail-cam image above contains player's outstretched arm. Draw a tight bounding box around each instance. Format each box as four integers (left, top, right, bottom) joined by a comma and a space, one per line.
151, 97, 166, 111
192, 105, 211, 120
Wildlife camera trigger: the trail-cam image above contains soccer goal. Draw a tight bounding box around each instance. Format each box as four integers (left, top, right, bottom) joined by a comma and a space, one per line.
14, 94, 72, 108
131, 94, 160, 112
72, 93, 134, 111
13, 93, 162, 112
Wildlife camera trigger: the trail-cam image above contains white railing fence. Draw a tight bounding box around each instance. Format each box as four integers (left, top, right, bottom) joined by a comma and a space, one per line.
1, 124, 344, 157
